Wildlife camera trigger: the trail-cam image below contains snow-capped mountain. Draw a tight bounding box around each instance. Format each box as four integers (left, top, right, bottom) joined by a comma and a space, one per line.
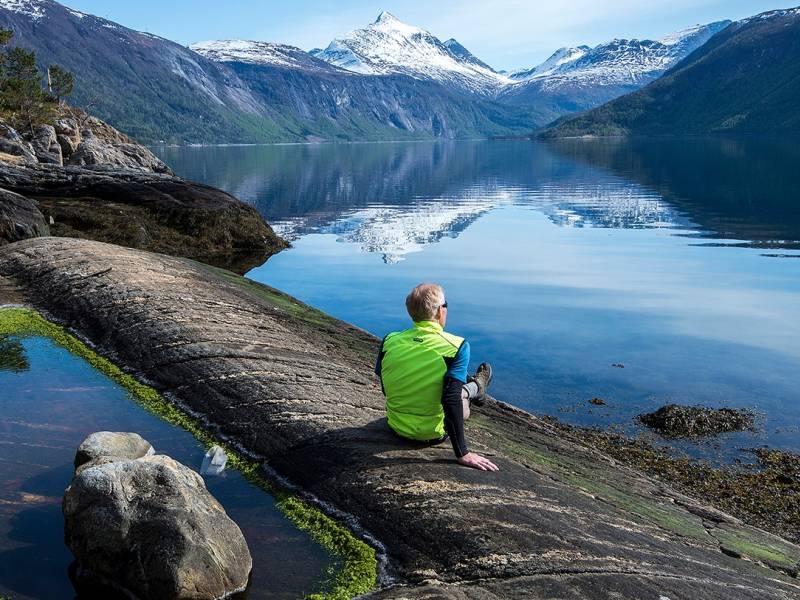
190, 40, 338, 73
509, 21, 731, 90
0, 1, 536, 142
311, 11, 509, 95
0, 1, 739, 141
545, 7, 800, 137
497, 20, 731, 122
309, 12, 729, 112
509, 46, 591, 81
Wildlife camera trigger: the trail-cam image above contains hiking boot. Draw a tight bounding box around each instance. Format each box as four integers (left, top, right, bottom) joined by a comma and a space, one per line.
468, 362, 493, 406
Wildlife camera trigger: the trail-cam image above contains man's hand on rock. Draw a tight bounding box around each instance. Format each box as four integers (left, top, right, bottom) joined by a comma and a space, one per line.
457, 452, 499, 471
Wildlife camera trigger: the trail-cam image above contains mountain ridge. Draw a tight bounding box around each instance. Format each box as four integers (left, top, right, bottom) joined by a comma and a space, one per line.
0, 1, 747, 142
496, 20, 731, 124
542, 7, 800, 136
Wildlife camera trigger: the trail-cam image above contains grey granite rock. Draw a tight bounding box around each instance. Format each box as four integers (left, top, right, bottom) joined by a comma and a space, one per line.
31, 124, 63, 166
68, 115, 170, 174
64, 433, 252, 600
0, 124, 37, 165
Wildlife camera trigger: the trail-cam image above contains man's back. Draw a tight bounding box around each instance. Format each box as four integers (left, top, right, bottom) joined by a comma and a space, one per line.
379, 320, 464, 441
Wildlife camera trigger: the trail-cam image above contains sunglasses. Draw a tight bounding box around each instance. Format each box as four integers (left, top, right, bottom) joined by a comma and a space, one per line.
441, 301, 448, 309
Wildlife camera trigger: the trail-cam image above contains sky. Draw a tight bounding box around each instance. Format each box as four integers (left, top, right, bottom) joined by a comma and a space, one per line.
63, 0, 785, 70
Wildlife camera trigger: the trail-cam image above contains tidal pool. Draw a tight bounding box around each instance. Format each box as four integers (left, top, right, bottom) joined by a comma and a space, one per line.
0, 330, 338, 600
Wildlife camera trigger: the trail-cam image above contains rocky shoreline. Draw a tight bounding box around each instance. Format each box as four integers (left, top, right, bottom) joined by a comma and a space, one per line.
541, 417, 800, 547
0, 114, 287, 273
1, 237, 797, 599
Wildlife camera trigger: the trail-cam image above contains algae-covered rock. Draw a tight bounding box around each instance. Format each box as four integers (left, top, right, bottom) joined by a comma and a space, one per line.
64, 433, 252, 600
638, 404, 756, 438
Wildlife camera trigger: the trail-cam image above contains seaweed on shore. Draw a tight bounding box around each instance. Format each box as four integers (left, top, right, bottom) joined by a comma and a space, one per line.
542, 416, 800, 547
0, 307, 378, 600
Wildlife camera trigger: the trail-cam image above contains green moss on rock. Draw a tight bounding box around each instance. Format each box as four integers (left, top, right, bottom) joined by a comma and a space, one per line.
0, 307, 377, 599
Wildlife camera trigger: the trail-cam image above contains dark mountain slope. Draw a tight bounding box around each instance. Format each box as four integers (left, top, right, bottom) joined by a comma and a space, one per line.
207, 61, 536, 142
0, 1, 274, 143
544, 8, 800, 136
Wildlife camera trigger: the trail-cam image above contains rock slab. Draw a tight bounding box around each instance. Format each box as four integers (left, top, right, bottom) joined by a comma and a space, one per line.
3, 238, 797, 599
63, 431, 252, 600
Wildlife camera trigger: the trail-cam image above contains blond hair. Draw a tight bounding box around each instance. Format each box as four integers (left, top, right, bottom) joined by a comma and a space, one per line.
405, 283, 445, 322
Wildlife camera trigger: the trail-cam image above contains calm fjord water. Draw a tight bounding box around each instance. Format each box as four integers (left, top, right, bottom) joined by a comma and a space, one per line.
156, 138, 800, 457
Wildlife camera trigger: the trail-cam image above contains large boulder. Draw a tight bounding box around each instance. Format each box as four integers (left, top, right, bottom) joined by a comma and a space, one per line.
31, 124, 63, 166
68, 136, 169, 173
1, 111, 171, 174
54, 117, 81, 146
68, 115, 171, 174
0, 187, 49, 245
63, 433, 252, 600
0, 162, 287, 273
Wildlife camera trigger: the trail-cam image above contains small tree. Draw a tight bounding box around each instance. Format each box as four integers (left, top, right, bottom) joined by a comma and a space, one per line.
2, 46, 52, 134
0, 27, 13, 71
48, 64, 73, 104
0, 28, 13, 47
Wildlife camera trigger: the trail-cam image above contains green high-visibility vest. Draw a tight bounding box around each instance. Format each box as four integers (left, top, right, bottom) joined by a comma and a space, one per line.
380, 320, 464, 441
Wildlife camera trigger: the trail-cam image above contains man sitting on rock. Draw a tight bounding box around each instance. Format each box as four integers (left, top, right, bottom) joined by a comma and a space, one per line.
375, 283, 499, 471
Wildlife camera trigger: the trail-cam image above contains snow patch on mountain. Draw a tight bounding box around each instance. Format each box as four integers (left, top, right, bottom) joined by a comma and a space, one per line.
738, 6, 800, 24
0, 0, 46, 20
660, 23, 713, 45
191, 40, 337, 72
312, 11, 509, 94
443, 38, 495, 71
509, 46, 591, 80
